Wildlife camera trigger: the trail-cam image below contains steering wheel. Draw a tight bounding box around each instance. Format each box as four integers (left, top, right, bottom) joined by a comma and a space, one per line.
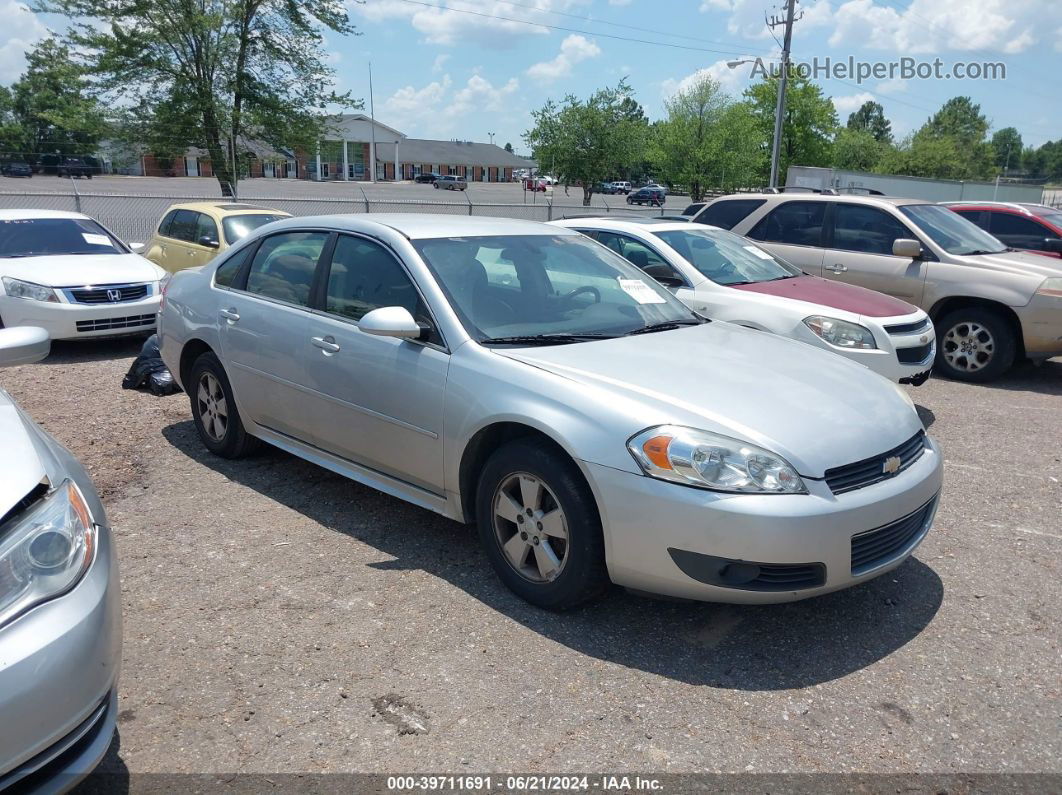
560, 285, 601, 304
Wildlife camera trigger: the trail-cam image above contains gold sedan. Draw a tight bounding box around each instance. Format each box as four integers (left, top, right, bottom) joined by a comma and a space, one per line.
144, 202, 291, 272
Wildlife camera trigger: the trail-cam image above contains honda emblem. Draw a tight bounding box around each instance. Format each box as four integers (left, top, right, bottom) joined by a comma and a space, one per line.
106, 289, 122, 302
882, 456, 901, 475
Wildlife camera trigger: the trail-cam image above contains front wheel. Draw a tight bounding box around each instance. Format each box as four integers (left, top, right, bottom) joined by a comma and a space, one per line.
188, 352, 261, 458
476, 440, 609, 610
934, 307, 1016, 382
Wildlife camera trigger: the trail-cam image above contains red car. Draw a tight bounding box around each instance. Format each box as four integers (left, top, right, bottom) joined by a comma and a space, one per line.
944, 201, 1062, 258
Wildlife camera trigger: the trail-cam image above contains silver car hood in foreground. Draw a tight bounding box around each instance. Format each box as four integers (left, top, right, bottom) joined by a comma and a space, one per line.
498, 322, 923, 477
0, 390, 47, 515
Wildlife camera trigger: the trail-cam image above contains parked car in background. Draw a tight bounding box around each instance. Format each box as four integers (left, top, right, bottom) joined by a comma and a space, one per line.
524, 177, 548, 192
643, 182, 669, 195
414, 172, 440, 184
695, 193, 1062, 382
144, 202, 291, 272
0, 162, 32, 178
0, 325, 122, 791
611, 181, 631, 194
943, 202, 1062, 259
553, 217, 934, 385
56, 158, 95, 179
160, 214, 941, 610
682, 202, 706, 217
595, 182, 620, 195
627, 187, 666, 207
434, 175, 468, 191
0, 210, 166, 340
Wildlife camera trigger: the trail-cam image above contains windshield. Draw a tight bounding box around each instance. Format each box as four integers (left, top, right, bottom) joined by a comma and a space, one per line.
0, 217, 126, 257
899, 204, 1006, 255
413, 234, 700, 342
655, 227, 801, 285
1037, 211, 1062, 231
222, 214, 288, 244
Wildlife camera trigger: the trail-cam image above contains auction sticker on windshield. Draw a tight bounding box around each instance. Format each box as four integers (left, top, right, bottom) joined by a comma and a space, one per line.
618, 278, 666, 304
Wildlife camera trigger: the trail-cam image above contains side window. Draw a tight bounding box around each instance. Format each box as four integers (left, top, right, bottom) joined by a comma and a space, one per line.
697, 199, 766, 230
594, 231, 669, 270
158, 210, 178, 237
195, 213, 219, 246
245, 231, 329, 306
168, 210, 199, 242
951, 209, 988, 231
748, 201, 826, 246
214, 244, 255, 288
324, 235, 423, 322
989, 213, 1054, 250
832, 204, 913, 255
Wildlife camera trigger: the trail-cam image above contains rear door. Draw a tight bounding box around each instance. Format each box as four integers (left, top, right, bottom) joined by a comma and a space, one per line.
184, 212, 221, 268
821, 202, 928, 303
693, 198, 766, 230
164, 210, 201, 271
743, 200, 827, 274
147, 210, 178, 268
217, 229, 332, 443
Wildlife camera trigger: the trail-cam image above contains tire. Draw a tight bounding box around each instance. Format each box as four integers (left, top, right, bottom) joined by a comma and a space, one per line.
475, 439, 610, 610
188, 351, 262, 458
934, 307, 1016, 383
433, 183, 439, 189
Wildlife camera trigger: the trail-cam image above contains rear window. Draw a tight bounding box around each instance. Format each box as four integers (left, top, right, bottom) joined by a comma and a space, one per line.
696, 199, 766, 230
748, 201, 826, 246
222, 214, 287, 245
0, 217, 126, 257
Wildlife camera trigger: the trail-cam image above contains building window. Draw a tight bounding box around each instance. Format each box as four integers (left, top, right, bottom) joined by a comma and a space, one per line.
321, 162, 330, 178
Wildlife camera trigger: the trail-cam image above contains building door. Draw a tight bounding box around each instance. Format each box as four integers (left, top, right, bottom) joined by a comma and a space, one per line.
185, 156, 199, 177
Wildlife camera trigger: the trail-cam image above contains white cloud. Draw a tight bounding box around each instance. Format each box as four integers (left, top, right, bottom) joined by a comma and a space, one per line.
382, 75, 453, 132
832, 91, 875, 115
526, 34, 601, 82
432, 53, 451, 73
661, 55, 775, 99
453, 74, 520, 115
382, 73, 519, 135
0, 1, 50, 77
875, 77, 907, 94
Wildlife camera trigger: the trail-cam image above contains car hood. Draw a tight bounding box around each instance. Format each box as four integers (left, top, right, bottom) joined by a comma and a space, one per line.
960, 249, 1062, 280
499, 322, 923, 477
730, 275, 917, 318
0, 254, 165, 287
0, 391, 47, 518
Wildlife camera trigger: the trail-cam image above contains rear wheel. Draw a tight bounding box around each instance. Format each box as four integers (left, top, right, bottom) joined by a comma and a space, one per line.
476, 440, 610, 610
188, 352, 261, 458
935, 307, 1016, 382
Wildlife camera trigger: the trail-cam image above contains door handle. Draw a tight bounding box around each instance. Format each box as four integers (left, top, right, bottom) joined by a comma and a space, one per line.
311, 336, 341, 353
219, 308, 240, 322
825, 263, 848, 273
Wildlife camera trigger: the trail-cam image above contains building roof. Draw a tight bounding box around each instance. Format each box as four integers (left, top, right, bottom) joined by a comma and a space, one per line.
324, 114, 406, 141
397, 138, 529, 167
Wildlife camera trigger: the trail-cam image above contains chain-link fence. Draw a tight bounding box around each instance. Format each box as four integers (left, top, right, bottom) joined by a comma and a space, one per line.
0, 185, 669, 244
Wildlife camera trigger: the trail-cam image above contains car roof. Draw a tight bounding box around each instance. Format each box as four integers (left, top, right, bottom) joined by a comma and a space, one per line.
942, 200, 1057, 216
166, 201, 291, 216
266, 213, 582, 240
552, 217, 710, 234
730, 193, 931, 209
0, 209, 91, 221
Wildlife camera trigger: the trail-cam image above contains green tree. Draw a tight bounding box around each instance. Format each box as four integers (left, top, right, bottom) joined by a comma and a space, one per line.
504, 142, 513, 153
524, 80, 646, 205
9, 38, 106, 162
744, 75, 838, 183
846, 100, 892, 143
991, 127, 1022, 173
903, 96, 994, 179
37, 0, 358, 195
832, 128, 887, 172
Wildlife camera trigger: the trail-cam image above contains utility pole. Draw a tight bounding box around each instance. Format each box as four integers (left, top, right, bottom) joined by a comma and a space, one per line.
369, 61, 377, 183
767, 0, 800, 188
488, 132, 495, 145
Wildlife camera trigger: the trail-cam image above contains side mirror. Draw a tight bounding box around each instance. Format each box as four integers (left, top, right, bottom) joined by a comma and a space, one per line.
199, 236, 220, 249
0, 326, 50, 367
893, 238, 923, 258
642, 263, 684, 288
128, 242, 145, 253
1043, 238, 1062, 254
359, 306, 426, 340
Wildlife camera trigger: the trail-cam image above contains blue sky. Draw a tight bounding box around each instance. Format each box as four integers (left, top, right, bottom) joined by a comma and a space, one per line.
5, 0, 1060, 151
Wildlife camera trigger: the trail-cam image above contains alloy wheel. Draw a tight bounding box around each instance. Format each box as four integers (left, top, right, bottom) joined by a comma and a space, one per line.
492, 472, 569, 583
942, 321, 995, 373
197, 372, 229, 441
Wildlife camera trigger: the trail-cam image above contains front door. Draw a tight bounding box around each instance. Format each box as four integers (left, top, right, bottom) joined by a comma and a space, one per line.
823, 203, 928, 303
218, 230, 332, 443
185, 156, 199, 177
303, 233, 449, 493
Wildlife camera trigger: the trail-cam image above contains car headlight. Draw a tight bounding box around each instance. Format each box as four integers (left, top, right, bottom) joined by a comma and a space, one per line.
1036, 277, 1062, 298
157, 272, 172, 294
627, 426, 807, 493
803, 316, 877, 349
0, 480, 96, 628
1, 276, 59, 303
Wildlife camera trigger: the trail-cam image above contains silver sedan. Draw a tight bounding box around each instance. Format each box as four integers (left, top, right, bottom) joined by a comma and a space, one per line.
159, 215, 943, 610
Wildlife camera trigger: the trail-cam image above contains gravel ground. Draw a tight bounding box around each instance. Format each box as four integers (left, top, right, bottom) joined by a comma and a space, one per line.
1, 340, 1060, 778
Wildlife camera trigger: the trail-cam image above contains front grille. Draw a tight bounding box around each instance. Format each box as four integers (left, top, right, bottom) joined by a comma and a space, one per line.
851, 498, 936, 574
884, 318, 932, 335
825, 431, 926, 494
68, 283, 149, 304
897, 341, 934, 364
76, 314, 156, 332
667, 548, 826, 592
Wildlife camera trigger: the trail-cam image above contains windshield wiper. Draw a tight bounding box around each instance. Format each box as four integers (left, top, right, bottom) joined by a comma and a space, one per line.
625, 319, 706, 336
479, 333, 618, 346
959, 249, 1006, 256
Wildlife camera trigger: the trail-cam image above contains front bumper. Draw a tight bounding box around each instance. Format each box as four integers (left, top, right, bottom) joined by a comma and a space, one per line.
0, 521, 122, 789
0, 295, 159, 340
1016, 293, 1062, 359
588, 437, 943, 603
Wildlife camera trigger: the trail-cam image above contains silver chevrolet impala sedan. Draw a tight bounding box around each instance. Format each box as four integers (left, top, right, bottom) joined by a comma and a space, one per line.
159, 215, 943, 610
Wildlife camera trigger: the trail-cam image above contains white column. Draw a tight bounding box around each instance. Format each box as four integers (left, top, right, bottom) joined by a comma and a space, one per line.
394, 140, 401, 182
342, 139, 349, 181
315, 142, 322, 182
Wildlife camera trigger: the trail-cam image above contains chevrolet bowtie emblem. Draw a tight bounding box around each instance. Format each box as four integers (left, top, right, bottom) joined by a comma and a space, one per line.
882, 456, 902, 475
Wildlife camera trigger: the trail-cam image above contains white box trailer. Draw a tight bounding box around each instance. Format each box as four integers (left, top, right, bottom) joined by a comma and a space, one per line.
786, 166, 1045, 204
